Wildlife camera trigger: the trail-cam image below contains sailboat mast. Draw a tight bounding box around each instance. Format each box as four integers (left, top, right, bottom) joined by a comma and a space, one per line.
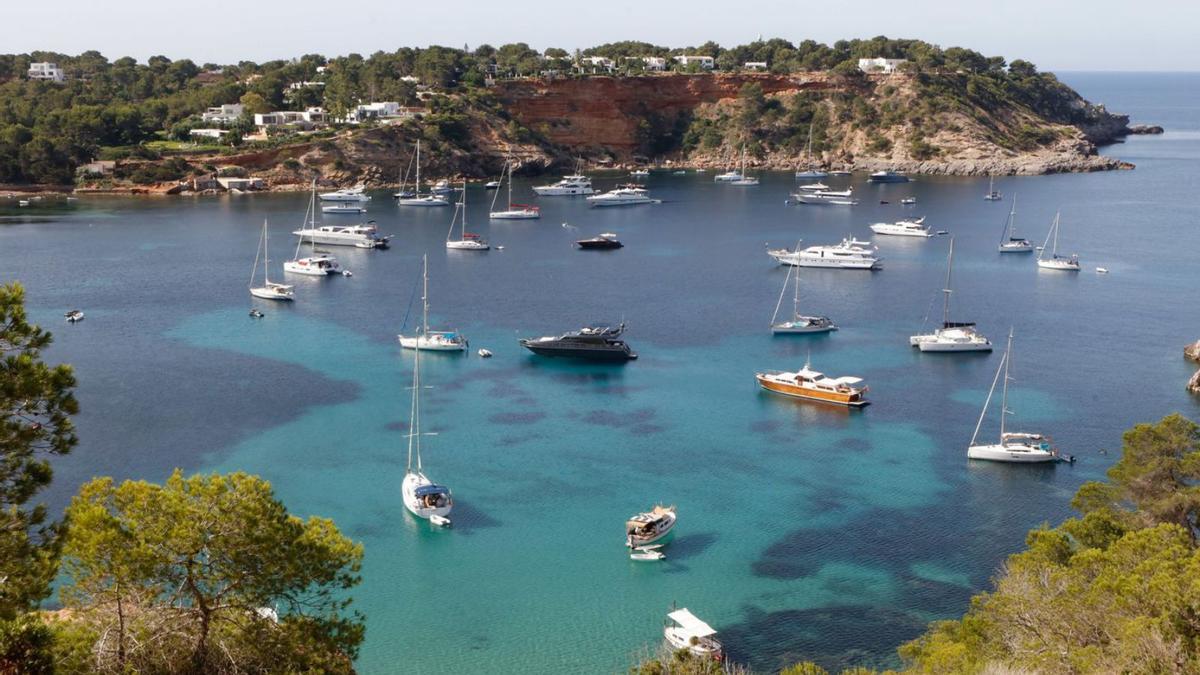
1001, 194, 1017, 243
415, 140, 422, 194
970, 349, 1006, 448
250, 222, 264, 288
406, 338, 420, 472
1052, 211, 1060, 256
792, 261, 800, 319
421, 254, 429, 336
262, 220, 271, 284
461, 180, 467, 237
941, 238, 955, 326
999, 329, 1013, 439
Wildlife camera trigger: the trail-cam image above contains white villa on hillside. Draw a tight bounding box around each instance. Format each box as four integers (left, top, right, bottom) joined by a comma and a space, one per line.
287, 81, 325, 91
858, 58, 908, 74
189, 129, 228, 140
28, 62, 65, 82
673, 55, 715, 69
578, 56, 615, 73
744, 61, 768, 71
201, 104, 244, 124
254, 107, 326, 128
640, 57, 667, 71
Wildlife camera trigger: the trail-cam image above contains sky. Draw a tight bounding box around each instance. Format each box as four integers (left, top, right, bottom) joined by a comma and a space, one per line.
3, 0, 1197, 72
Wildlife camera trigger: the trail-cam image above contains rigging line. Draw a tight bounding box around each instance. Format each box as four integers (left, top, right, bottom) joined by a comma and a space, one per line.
398, 265, 422, 333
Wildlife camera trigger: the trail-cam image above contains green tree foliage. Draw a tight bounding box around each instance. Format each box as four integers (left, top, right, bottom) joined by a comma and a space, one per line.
0, 283, 78, 619
59, 470, 365, 673
238, 91, 271, 115
901, 414, 1200, 674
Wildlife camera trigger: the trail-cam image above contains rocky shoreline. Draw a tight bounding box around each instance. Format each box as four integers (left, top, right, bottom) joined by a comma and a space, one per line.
1187, 341, 1200, 395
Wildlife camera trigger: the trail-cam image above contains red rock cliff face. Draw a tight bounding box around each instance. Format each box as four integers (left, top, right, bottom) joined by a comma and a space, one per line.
495, 74, 832, 159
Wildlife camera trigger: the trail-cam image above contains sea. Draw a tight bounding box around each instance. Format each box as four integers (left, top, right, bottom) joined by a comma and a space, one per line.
2, 72, 1198, 673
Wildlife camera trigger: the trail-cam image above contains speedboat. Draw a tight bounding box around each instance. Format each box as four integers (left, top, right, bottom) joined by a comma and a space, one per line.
630, 545, 665, 561
484, 180, 501, 189
767, 238, 881, 269
630, 169, 650, 177
712, 170, 743, 182
870, 218, 932, 238
626, 505, 676, 548
755, 360, 869, 407
321, 203, 366, 214
477, 348, 493, 358
292, 223, 388, 248
319, 186, 370, 202
248, 309, 264, 319
18, 200, 30, 207
520, 323, 637, 361
65, 310, 84, 323
828, 170, 851, 177
585, 187, 658, 207
1036, 212, 1080, 270
576, 233, 623, 250
664, 609, 723, 661
900, 197, 917, 205
533, 176, 594, 196
910, 238, 991, 352
867, 170, 909, 183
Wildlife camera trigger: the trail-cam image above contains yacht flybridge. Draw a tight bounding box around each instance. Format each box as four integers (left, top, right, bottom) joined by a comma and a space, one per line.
319, 185, 370, 203
400, 340, 454, 525
910, 238, 992, 352
770, 261, 836, 333
998, 195, 1033, 252
398, 255, 469, 351
585, 186, 659, 207
626, 505, 676, 548
396, 140, 450, 207
767, 238, 881, 269
249, 220, 295, 301
663, 609, 723, 661
870, 217, 932, 238
292, 221, 388, 248
285, 182, 342, 276
446, 182, 490, 250
968, 329, 1067, 463
1037, 211, 1081, 271
489, 161, 540, 219
755, 359, 869, 407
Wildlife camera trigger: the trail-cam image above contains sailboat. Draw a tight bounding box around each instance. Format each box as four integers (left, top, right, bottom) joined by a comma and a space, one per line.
446, 182, 489, 250
393, 150, 417, 199
1036, 211, 1080, 271
729, 147, 759, 186
770, 260, 836, 333
795, 125, 828, 179
249, 220, 295, 301
489, 160, 540, 219
285, 181, 342, 276
400, 341, 454, 524
984, 175, 1002, 201
909, 238, 991, 352
967, 329, 1061, 463
396, 140, 450, 207
398, 255, 469, 351
998, 194, 1033, 253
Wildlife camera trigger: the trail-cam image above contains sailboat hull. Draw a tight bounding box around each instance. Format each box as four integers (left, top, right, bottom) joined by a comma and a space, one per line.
967, 444, 1058, 463
772, 320, 837, 334
250, 287, 294, 301
398, 334, 468, 351
397, 197, 450, 207
911, 336, 992, 352
489, 210, 540, 219
402, 472, 453, 520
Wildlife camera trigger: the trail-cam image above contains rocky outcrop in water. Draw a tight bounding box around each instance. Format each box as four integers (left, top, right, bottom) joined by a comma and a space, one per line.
1129, 124, 1165, 135
1186, 340, 1200, 395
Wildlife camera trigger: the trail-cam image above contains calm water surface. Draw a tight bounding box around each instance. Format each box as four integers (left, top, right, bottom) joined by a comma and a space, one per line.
2, 73, 1198, 673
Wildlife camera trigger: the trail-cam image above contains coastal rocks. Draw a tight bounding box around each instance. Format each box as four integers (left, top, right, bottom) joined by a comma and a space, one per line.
1190, 368, 1200, 396
1186, 341, 1200, 395
1129, 124, 1165, 135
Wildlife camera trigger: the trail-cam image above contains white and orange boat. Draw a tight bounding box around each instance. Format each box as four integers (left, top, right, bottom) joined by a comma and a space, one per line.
755, 361, 869, 407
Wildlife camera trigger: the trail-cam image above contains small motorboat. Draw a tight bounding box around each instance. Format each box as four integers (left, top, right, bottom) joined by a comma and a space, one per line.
626, 505, 677, 548
484, 180, 501, 189
900, 197, 917, 205
664, 608, 723, 660
576, 233, 623, 250
630, 545, 665, 561
879, 200, 889, 204
249, 309, 264, 318
477, 348, 493, 358
1096, 267, 1109, 274
937, 230, 949, 235
630, 169, 650, 177
429, 514, 452, 528
18, 200, 30, 207
342, 270, 353, 277
64, 310, 84, 323
672, 170, 686, 175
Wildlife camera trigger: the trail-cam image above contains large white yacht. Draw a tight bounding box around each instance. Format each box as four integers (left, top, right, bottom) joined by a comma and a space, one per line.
292, 222, 388, 248
870, 217, 932, 238
968, 330, 1064, 463
586, 186, 658, 207
767, 238, 881, 269
319, 186, 370, 203
910, 238, 992, 352
793, 189, 857, 206
533, 175, 594, 196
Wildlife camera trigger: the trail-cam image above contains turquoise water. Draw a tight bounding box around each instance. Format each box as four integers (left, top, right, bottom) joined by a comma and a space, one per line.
3, 73, 1200, 673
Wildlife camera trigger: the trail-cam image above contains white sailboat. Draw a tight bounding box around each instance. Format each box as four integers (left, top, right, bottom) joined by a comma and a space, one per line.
1037, 211, 1080, 271
909, 238, 991, 352
489, 161, 540, 219
398, 255, 469, 351
446, 182, 489, 250
984, 175, 1002, 201
397, 140, 450, 207
794, 125, 828, 179
249, 220, 295, 301
400, 341, 454, 524
998, 194, 1033, 253
285, 182, 342, 276
967, 329, 1061, 463
729, 147, 759, 186
770, 261, 836, 333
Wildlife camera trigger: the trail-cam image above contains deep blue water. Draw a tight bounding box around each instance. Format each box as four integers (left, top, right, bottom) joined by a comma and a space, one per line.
2, 73, 1198, 673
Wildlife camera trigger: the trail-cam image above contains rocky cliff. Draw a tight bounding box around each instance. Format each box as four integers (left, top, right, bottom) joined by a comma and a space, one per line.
1187, 340, 1200, 395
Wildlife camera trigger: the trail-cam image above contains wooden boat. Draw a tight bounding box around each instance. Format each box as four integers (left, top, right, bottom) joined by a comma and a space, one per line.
755, 361, 868, 406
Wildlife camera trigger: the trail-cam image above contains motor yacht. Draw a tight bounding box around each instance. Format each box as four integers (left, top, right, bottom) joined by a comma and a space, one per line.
575, 233, 623, 249
755, 360, 868, 407
585, 187, 658, 207
867, 170, 910, 183
796, 182, 830, 192
664, 609, 723, 661
870, 218, 932, 238
910, 238, 992, 352
626, 505, 676, 548
292, 222, 388, 248
767, 238, 880, 269
519, 323, 637, 361
713, 169, 743, 182
321, 203, 367, 214
533, 175, 594, 196
319, 186, 370, 202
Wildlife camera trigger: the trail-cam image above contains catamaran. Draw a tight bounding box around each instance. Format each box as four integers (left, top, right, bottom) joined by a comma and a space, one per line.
967, 329, 1062, 463
249, 220, 295, 301
770, 261, 836, 333
396, 141, 450, 207
445, 182, 489, 250
398, 255, 469, 352
910, 238, 992, 352
1037, 211, 1080, 271
489, 161, 540, 219
285, 182, 341, 276
984, 175, 1002, 201
998, 195, 1033, 252
400, 341, 454, 525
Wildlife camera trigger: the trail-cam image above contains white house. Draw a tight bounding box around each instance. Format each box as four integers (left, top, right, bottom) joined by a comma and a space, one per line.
189, 129, 228, 140
216, 177, 265, 191
253, 107, 325, 128
201, 104, 244, 124
287, 81, 325, 91
857, 58, 907, 74
640, 56, 667, 71
28, 62, 65, 82
347, 101, 401, 123
578, 56, 615, 72
673, 55, 715, 70
743, 61, 768, 71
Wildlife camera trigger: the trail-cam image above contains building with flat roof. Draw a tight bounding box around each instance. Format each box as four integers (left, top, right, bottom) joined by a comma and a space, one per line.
858, 58, 907, 74
201, 104, 244, 124
28, 62, 65, 82
673, 55, 715, 69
